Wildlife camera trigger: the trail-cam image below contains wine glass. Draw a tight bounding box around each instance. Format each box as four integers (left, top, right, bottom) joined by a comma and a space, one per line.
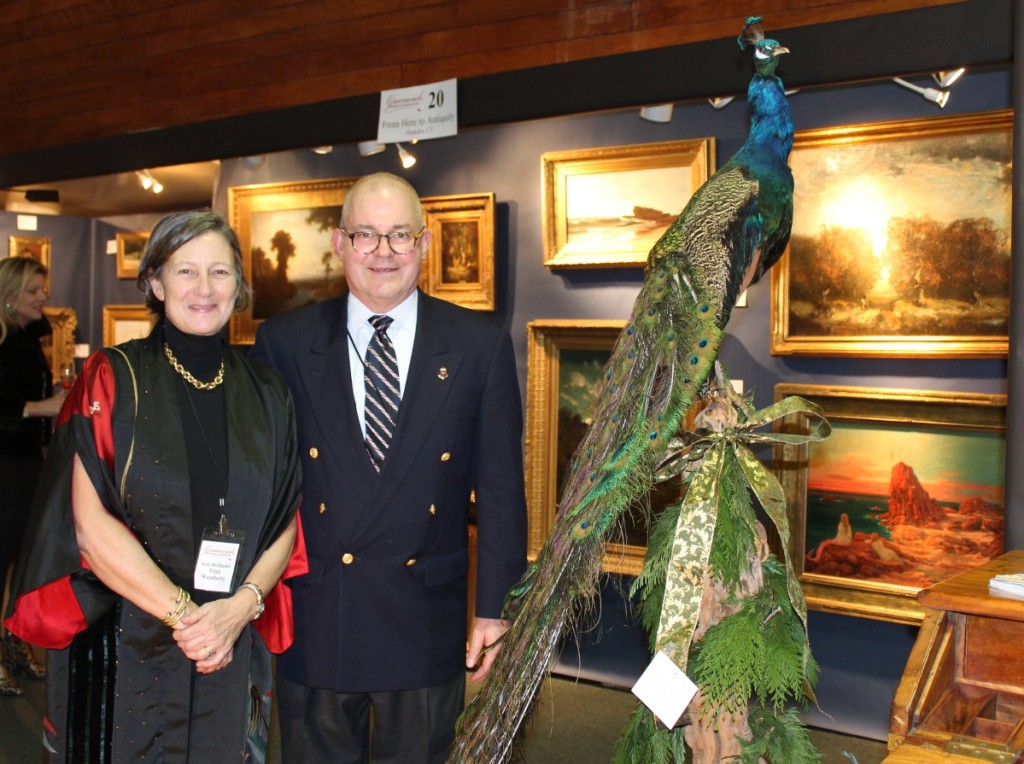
59, 362, 76, 392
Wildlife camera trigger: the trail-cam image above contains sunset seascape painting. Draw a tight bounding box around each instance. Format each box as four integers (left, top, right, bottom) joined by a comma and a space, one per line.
804, 421, 1004, 589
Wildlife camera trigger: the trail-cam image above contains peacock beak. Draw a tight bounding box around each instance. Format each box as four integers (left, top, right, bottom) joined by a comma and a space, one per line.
772, 46, 790, 57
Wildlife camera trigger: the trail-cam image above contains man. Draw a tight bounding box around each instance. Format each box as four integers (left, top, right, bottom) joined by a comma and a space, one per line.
251, 172, 527, 764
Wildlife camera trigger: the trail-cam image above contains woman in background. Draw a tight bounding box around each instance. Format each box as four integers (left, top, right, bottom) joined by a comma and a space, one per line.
6, 210, 306, 761
0, 256, 64, 696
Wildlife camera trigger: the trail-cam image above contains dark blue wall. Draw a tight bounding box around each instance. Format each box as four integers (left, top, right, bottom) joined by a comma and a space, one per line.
4, 65, 1010, 742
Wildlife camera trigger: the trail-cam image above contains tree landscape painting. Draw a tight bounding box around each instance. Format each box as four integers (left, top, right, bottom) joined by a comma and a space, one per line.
772, 111, 1011, 356
250, 205, 344, 320
803, 420, 1004, 590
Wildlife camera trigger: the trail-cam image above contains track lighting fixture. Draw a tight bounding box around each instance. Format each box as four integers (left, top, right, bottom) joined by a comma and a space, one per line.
311, 146, 334, 155
892, 77, 950, 108
932, 68, 965, 88
136, 169, 164, 194
396, 143, 416, 169
708, 96, 734, 110
358, 140, 386, 157
640, 104, 674, 123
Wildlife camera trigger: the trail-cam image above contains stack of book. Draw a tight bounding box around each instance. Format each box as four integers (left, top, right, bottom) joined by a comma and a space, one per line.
988, 572, 1024, 598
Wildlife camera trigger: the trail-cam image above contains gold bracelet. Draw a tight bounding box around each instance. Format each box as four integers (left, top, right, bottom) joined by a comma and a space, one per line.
159, 587, 191, 627
237, 581, 265, 620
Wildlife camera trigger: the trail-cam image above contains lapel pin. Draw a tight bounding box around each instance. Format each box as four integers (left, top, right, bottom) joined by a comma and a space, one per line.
437, 367, 449, 381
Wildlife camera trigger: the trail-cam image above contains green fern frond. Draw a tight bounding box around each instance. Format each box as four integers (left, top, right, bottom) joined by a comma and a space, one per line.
689, 605, 765, 721
739, 706, 821, 764
708, 451, 760, 590
611, 703, 687, 764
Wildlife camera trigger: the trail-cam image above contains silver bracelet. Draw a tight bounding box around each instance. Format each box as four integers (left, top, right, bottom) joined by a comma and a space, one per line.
237, 581, 265, 620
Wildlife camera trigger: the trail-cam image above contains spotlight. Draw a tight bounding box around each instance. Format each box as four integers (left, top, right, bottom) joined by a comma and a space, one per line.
311, 146, 334, 155
932, 68, 965, 88
892, 77, 949, 108
358, 140, 386, 157
640, 104, 674, 123
397, 143, 416, 169
137, 170, 153, 190
708, 96, 735, 110
152, 180, 164, 194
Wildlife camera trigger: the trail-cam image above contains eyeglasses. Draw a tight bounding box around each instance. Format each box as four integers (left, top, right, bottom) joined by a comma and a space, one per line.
339, 227, 426, 255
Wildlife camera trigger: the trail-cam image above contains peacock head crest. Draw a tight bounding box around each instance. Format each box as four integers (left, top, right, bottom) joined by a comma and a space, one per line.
738, 16, 789, 78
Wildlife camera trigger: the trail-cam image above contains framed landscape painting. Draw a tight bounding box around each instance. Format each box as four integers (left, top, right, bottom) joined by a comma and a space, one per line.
9, 235, 51, 293
773, 383, 1006, 624
229, 178, 355, 344
103, 304, 157, 346
525, 319, 682, 576
542, 139, 713, 268
116, 231, 150, 279
771, 110, 1012, 357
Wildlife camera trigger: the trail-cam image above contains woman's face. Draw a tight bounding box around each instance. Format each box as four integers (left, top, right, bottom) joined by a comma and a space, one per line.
149, 232, 239, 337
12, 273, 47, 327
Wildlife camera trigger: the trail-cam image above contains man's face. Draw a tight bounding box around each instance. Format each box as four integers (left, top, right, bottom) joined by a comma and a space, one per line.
333, 182, 430, 313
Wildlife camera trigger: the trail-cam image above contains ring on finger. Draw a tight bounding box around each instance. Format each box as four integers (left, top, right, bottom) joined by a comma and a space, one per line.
203, 645, 212, 660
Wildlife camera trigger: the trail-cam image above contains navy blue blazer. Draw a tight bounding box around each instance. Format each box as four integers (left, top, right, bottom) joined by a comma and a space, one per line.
251, 291, 527, 692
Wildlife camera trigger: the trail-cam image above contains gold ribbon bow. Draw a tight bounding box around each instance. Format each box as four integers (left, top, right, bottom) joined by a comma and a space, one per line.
653, 395, 830, 675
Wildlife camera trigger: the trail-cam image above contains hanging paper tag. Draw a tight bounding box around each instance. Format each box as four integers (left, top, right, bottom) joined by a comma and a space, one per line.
376, 78, 458, 143
194, 526, 245, 592
631, 650, 699, 729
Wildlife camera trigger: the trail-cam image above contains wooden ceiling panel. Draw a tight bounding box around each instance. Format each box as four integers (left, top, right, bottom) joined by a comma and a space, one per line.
0, 0, 973, 159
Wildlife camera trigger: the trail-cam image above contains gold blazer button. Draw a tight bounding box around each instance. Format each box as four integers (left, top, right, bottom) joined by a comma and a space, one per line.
341, 553, 354, 564
429, 504, 437, 515
319, 502, 326, 514
406, 558, 416, 566
309, 447, 319, 459
440, 452, 451, 462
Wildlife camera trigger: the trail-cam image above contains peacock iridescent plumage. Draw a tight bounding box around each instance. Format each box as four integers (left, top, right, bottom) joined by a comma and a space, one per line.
449, 18, 800, 764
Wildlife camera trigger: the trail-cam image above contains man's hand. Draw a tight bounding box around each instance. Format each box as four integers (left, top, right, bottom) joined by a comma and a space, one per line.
466, 616, 510, 683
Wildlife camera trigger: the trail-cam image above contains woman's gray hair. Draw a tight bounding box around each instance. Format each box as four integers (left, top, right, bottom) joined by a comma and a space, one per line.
136, 209, 252, 315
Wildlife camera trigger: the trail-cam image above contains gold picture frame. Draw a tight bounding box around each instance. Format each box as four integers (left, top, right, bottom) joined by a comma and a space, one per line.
542, 138, 714, 268
419, 193, 495, 311
526, 319, 659, 576
9, 235, 52, 293
229, 178, 355, 345
42, 306, 76, 384
102, 304, 157, 346
771, 110, 1012, 358
773, 383, 1006, 625
115, 231, 150, 279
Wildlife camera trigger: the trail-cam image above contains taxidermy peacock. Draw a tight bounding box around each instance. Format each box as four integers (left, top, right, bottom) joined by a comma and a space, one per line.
450, 17, 826, 764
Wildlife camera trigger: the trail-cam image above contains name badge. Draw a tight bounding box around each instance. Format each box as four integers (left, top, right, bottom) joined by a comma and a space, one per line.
194, 516, 246, 592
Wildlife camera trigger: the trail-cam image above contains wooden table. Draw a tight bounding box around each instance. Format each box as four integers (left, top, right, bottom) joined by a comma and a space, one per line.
887, 551, 1024, 763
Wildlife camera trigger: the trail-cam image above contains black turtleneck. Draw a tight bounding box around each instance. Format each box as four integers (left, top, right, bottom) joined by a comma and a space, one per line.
163, 319, 229, 602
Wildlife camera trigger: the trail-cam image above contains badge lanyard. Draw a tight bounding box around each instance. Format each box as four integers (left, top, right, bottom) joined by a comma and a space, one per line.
179, 379, 241, 592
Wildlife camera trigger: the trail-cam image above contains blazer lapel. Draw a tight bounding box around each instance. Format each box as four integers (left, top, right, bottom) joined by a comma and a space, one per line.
294, 299, 376, 506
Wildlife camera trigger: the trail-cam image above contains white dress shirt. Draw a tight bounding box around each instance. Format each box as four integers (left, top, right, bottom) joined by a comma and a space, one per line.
346, 291, 418, 438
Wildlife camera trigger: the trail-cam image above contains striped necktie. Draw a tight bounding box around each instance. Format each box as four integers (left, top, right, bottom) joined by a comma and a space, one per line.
364, 314, 400, 471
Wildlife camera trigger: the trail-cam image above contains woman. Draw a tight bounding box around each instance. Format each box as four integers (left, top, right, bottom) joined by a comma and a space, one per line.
0, 256, 64, 696
5, 210, 306, 762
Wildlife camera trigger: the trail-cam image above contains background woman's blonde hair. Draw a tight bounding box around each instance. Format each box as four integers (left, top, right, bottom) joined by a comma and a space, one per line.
0, 256, 48, 344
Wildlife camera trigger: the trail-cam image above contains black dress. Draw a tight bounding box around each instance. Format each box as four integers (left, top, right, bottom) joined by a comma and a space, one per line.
0, 317, 53, 580
6, 325, 304, 762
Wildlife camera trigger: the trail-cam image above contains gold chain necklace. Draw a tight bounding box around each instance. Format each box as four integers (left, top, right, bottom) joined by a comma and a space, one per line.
163, 342, 225, 391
